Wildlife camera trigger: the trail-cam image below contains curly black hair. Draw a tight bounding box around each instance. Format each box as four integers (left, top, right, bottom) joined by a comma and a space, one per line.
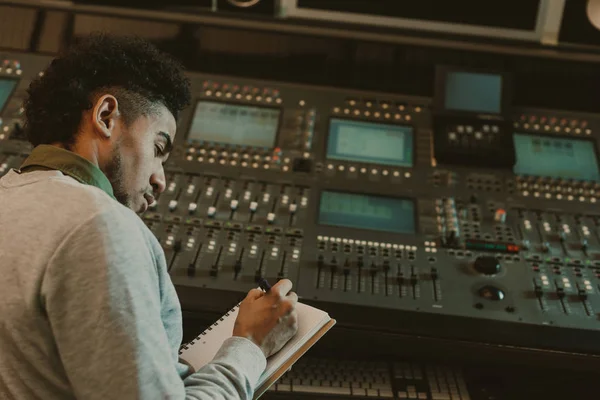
24, 33, 191, 147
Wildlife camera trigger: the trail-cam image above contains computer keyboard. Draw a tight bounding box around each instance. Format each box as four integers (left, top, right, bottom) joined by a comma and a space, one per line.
264, 357, 471, 399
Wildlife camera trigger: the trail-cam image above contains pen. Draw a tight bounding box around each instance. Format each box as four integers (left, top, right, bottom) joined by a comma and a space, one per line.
258, 278, 272, 293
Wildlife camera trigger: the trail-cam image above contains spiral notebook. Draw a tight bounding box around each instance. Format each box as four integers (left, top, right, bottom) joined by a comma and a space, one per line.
178, 301, 335, 399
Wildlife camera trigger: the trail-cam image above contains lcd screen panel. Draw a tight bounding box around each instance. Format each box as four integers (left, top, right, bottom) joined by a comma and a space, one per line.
0, 79, 17, 112
513, 133, 600, 181
318, 191, 416, 234
327, 119, 413, 167
188, 101, 280, 147
444, 71, 502, 114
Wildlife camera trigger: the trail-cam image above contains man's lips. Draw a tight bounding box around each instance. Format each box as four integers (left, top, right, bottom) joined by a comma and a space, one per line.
143, 193, 156, 211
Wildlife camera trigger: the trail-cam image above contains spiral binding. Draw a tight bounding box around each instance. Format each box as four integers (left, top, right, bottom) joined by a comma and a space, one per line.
178, 302, 242, 355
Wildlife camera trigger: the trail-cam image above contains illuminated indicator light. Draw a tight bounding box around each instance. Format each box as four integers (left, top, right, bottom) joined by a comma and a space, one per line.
465, 239, 520, 254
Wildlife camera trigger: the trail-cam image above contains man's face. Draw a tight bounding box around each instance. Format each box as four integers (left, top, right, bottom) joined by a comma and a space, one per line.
102, 104, 177, 214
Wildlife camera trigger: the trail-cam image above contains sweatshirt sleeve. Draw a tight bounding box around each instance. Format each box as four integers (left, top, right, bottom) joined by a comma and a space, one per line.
40, 208, 266, 400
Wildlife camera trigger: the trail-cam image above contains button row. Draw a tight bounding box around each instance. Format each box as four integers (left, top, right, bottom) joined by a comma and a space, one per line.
518, 114, 588, 128
520, 191, 598, 203
325, 163, 412, 178
202, 81, 279, 96
516, 175, 600, 188
517, 182, 599, 194
317, 236, 417, 251
186, 156, 291, 170
448, 131, 492, 141
514, 122, 592, 135
203, 89, 282, 104
344, 99, 424, 113
187, 148, 288, 161
154, 201, 300, 220
456, 124, 500, 134
332, 107, 413, 121
0, 59, 22, 75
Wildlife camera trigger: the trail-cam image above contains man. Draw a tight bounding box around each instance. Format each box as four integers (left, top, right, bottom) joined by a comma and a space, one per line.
0, 34, 298, 399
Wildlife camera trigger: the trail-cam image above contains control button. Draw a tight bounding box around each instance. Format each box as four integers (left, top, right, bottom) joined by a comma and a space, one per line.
292, 158, 312, 173
230, 199, 239, 210
249, 201, 258, 212
267, 213, 275, 224
478, 285, 505, 301
289, 203, 297, 214
168, 200, 178, 211
494, 209, 507, 223
541, 242, 551, 253
188, 202, 197, 214
474, 256, 501, 275
207, 206, 216, 218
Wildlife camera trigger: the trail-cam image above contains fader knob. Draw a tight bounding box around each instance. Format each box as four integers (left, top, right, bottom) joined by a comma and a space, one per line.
207, 206, 216, 218
234, 260, 242, 274
541, 242, 551, 253
473, 256, 501, 275
173, 240, 182, 252
249, 201, 258, 212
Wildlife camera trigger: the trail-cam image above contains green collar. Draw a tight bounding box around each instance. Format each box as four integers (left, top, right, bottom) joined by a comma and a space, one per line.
20, 144, 116, 200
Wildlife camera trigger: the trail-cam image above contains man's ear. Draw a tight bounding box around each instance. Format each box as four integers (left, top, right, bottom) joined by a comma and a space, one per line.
91, 94, 119, 139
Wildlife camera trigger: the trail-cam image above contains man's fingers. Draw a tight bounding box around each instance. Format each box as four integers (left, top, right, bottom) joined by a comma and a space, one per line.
246, 288, 264, 300
272, 279, 293, 297
287, 291, 298, 305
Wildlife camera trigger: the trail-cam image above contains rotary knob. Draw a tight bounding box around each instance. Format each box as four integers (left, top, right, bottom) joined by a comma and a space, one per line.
474, 256, 501, 275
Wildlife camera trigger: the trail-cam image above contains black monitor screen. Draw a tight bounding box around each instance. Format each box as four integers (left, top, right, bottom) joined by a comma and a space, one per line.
444, 71, 502, 114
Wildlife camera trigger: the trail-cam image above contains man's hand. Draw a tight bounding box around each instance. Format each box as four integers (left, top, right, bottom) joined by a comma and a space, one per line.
233, 279, 298, 358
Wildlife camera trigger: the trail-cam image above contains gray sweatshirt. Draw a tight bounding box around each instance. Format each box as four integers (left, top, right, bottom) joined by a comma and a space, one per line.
0, 167, 266, 399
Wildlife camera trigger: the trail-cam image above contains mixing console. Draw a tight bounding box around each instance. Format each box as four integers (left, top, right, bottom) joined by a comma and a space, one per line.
3, 52, 600, 361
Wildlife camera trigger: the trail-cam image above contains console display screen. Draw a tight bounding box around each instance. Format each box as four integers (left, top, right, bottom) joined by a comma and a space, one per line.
188, 101, 280, 147
0, 79, 17, 112
327, 119, 413, 167
318, 191, 416, 234
444, 71, 502, 114
513, 133, 600, 181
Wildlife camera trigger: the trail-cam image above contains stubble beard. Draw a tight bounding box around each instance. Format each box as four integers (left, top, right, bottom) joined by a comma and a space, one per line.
104, 143, 130, 208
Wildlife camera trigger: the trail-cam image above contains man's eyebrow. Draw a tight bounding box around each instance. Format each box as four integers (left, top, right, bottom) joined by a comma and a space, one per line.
158, 131, 173, 153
